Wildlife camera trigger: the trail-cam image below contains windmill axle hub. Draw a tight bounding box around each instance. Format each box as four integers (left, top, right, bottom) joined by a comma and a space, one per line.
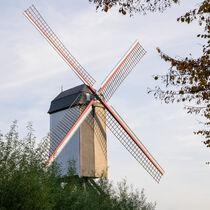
94, 91, 104, 101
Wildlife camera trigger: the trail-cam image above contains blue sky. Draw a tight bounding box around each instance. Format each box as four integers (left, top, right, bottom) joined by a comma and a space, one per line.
0, 0, 209, 209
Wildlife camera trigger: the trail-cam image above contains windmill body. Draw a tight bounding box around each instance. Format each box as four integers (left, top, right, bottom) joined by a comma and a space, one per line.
24, 5, 164, 183
48, 85, 107, 178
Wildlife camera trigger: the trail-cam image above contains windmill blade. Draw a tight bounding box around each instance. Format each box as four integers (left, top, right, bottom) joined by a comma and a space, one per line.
24, 5, 96, 88
99, 99, 164, 183
44, 99, 94, 167
40, 93, 82, 163
99, 41, 146, 102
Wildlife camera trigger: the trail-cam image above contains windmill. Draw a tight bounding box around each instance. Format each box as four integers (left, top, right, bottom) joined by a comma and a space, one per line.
24, 5, 164, 183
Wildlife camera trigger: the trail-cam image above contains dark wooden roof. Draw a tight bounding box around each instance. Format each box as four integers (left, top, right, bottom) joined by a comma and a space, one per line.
48, 84, 92, 114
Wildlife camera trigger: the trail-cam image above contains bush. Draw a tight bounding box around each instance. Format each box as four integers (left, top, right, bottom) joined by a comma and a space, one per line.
0, 121, 156, 210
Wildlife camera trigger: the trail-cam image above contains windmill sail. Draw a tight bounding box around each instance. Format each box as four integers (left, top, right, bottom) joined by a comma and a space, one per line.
99, 41, 146, 102
99, 99, 164, 182
40, 96, 94, 167
47, 100, 94, 167
24, 5, 96, 87
40, 93, 82, 162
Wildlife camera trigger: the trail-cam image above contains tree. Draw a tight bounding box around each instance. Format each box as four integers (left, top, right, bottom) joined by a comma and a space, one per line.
148, 0, 209, 147
89, 0, 210, 147
89, 0, 179, 16
0, 121, 156, 210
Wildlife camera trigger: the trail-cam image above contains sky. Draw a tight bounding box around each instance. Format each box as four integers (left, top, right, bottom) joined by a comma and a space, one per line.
0, 0, 209, 209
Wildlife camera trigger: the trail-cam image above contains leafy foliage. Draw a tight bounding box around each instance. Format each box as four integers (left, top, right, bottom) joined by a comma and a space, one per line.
0, 121, 156, 210
148, 1, 210, 146
89, 0, 179, 16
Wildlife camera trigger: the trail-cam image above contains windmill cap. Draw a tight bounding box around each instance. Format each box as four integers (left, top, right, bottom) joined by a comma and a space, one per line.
48, 84, 92, 114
